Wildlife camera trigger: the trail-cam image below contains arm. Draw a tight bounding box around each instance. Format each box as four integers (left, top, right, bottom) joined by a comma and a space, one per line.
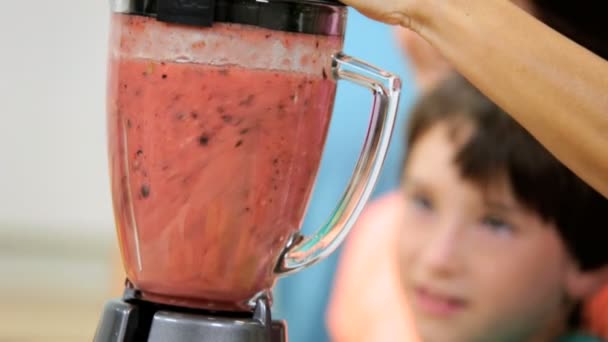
345, 0, 608, 197
326, 192, 418, 342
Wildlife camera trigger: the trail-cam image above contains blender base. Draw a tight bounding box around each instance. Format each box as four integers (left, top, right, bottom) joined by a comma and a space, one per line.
94, 289, 286, 342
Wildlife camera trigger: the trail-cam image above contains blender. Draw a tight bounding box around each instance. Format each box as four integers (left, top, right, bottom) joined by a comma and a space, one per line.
95, 0, 401, 340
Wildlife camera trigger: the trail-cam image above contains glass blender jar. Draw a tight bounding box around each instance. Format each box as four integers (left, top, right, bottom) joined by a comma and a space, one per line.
96, 0, 401, 340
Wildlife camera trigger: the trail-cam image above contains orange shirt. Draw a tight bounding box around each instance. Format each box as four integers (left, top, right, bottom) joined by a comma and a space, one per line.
586, 286, 608, 340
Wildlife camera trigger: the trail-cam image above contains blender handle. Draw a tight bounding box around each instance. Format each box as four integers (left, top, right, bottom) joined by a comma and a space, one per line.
275, 52, 401, 275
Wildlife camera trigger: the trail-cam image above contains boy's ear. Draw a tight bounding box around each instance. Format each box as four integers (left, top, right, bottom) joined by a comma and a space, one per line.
566, 263, 608, 299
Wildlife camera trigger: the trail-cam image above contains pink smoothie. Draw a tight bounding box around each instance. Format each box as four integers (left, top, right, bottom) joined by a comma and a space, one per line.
107, 14, 341, 311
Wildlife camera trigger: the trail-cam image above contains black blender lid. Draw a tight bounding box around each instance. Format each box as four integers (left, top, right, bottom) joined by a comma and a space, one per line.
294, 0, 343, 4
125, 0, 346, 35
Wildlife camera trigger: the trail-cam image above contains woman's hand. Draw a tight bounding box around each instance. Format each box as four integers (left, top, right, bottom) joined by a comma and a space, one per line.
338, 0, 427, 29
339, 0, 608, 198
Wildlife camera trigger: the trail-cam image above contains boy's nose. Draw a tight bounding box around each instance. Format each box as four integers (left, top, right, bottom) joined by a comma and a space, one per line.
418, 221, 464, 278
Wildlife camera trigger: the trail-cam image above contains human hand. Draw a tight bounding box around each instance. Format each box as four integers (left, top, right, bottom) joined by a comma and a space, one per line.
337, 0, 427, 29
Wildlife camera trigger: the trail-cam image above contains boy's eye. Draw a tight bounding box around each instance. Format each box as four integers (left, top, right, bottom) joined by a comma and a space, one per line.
411, 194, 433, 211
481, 215, 513, 234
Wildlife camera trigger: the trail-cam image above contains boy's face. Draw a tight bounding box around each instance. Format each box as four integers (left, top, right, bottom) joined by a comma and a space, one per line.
398, 122, 575, 342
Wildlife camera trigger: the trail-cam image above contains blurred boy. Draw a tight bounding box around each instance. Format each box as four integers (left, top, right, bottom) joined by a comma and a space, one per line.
329, 74, 608, 341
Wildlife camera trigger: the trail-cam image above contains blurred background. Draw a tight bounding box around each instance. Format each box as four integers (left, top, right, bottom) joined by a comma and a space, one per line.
0, 1, 415, 341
